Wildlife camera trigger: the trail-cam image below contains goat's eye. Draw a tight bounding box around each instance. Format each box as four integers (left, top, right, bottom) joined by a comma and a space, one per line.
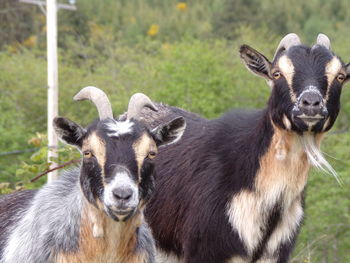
272, 71, 281, 80
337, 73, 346, 83
148, 151, 157, 159
83, 151, 93, 158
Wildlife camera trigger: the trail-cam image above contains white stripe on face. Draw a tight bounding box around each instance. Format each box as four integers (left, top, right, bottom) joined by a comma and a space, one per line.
105, 120, 134, 137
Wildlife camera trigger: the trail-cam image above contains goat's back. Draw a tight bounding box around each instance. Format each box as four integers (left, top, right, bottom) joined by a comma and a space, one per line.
141, 104, 272, 259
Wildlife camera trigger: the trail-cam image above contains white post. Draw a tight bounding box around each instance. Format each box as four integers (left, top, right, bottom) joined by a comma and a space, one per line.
47, 0, 58, 182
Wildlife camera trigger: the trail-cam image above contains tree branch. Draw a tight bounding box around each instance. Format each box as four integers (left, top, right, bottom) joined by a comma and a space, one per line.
30, 159, 81, 182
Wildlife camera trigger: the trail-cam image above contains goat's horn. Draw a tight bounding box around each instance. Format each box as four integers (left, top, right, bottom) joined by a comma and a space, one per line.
127, 93, 158, 120
73, 86, 113, 120
316, 33, 331, 50
274, 33, 301, 59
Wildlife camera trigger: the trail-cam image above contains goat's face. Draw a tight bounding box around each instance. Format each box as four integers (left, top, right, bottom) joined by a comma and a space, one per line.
240, 34, 350, 133
54, 88, 186, 221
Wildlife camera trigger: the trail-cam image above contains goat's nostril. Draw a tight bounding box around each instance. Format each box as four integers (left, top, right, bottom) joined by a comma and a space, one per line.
113, 188, 133, 201
299, 92, 322, 109
302, 100, 310, 106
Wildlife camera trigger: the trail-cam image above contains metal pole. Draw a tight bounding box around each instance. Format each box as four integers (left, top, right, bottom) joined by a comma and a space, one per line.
20, 0, 76, 182
47, 0, 58, 182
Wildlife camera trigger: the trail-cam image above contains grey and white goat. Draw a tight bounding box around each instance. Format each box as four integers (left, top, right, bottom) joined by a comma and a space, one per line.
0, 87, 186, 263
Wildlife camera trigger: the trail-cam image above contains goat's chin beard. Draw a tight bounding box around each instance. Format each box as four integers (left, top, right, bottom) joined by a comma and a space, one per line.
299, 133, 341, 184
105, 205, 137, 222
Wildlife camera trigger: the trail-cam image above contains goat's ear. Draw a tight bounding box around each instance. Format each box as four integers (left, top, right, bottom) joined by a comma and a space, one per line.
240, 45, 272, 80
345, 62, 350, 83
53, 117, 86, 149
151, 117, 186, 147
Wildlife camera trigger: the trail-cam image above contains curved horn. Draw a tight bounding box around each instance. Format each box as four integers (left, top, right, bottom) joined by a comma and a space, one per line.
273, 33, 301, 59
127, 93, 158, 120
73, 86, 113, 120
316, 33, 331, 50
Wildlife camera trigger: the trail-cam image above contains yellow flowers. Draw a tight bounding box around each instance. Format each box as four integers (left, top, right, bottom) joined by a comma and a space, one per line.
146, 2, 187, 37
147, 24, 159, 37
176, 2, 187, 11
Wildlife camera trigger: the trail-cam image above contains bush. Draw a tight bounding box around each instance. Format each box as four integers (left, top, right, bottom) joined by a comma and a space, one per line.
0, 14, 350, 261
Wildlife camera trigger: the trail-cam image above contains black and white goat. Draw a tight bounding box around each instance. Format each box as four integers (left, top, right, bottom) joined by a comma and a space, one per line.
134, 34, 350, 262
0, 87, 186, 263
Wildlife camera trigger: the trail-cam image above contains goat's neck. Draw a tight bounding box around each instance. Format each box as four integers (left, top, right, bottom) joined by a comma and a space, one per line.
82, 199, 142, 245
256, 124, 324, 201
56, 199, 143, 262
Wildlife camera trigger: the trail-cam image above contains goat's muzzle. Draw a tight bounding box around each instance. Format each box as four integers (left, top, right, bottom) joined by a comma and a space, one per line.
292, 86, 328, 129
103, 166, 139, 221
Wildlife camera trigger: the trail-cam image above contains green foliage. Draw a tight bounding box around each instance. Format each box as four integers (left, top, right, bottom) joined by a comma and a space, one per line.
14, 133, 81, 189
0, 0, 41, 49
0, 0, 350, 261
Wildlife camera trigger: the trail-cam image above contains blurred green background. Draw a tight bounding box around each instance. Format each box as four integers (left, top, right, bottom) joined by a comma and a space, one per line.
0, 0, 349, 261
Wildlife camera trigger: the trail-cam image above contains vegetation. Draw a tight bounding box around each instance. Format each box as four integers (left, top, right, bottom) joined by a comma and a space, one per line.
0, 0, 349, 261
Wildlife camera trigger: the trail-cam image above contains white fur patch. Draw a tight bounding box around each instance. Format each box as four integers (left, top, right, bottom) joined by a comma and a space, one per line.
105, 120, 134, 137
265, 198, 303, 257
282, 114, 291, 131
103, 171, 139, 208
322, 117, 330, 131
227, 192, 303, 260
88, 207, 105, 238
156, 250, 182, 263
256, 258, 278, 263
227, 255, 279, 263
226, 190, 268, 254
226, 256, 249, 263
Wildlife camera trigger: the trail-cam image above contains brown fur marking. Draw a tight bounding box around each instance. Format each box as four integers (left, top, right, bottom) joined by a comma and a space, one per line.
277, 55, 296, 102
56, 200, 144, 263
227, 124, 311, 259
325, 57, 344, 101
132, 133, 157, 178
82, 132, 106, 179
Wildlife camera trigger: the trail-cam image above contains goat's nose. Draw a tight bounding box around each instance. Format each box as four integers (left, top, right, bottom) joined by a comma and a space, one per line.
112, 188, 133, 201
299, 92, 323, 115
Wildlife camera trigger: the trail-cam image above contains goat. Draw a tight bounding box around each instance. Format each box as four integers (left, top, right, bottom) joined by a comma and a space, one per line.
133, 34, 350, 262
0, 87, 186, 263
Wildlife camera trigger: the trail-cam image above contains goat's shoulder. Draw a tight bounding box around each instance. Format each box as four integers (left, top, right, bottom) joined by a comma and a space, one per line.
0, 189, 37, 258
0, 189, 37, 217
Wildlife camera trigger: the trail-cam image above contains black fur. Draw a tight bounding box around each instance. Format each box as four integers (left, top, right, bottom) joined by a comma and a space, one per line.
53, 117, 86, 148
145, 109, 276, 262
